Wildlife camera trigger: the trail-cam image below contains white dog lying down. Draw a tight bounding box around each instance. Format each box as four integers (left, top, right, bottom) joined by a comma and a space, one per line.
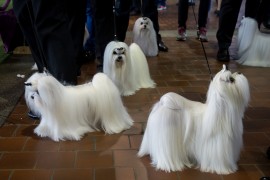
138, 65, 250, 175
237, 17, 270, 67
24, 72, 133, 141
103, 41, 156, 96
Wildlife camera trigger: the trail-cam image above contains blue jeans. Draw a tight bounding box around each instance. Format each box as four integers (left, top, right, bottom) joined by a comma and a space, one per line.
84, 0, 95, 52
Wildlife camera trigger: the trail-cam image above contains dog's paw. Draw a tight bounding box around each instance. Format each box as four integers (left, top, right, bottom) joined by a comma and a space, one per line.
122, 90, 136, 96
34, 125, 49, 138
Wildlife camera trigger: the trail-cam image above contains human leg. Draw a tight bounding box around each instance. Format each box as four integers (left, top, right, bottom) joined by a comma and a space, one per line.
197, 0, 211, 42
216, 0, 242, 61
84, 0, 95, 53
13, 0, 45, 72
141, 0, 168, 51
177, 0, 189, 29
130, 0, 141, 15
115, 0, 131, 42
31, 0, 79, 84
67, 0, 87, 76
177, 0, 188, 41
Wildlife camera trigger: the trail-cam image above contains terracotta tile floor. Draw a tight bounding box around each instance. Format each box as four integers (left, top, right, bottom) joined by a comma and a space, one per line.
1, 0, 270, 179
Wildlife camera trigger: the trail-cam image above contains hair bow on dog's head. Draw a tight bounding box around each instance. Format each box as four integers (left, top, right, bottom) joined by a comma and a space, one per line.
24, 82, 32, 86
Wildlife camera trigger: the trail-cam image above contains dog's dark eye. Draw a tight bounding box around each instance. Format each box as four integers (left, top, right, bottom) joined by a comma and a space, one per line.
140, 22, 143, 25
229, 77, 235, 83
113, 51, 117, 55
146, 22, 148, 25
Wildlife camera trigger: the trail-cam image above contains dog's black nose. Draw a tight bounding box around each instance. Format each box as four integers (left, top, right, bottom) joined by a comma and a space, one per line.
31, 95, 34, 99
143, 25, 146, 28
117, 56, 122, 60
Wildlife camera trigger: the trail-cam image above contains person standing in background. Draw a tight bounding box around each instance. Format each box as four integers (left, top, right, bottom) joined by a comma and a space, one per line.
216, 0, 261, 61
91, 0, 168, 72
177, 0, 211, 42
13, 0, 86, 85
82, 0, 96, 63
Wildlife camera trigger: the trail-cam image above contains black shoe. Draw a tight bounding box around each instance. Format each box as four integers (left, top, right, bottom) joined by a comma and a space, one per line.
158, 41, 168, 52
260, 177, 270, 180
267, 146, 270, 159
214, 10, 220, 17
217, 49, 230, 62
28, 111, 40, 120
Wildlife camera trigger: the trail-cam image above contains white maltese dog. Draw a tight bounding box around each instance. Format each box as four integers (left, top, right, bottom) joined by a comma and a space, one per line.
133, 17, 158, 57
103, 41, 156, 96
138, 65, 250, 174
24, 72, 133, 141
237, 17, 270, 67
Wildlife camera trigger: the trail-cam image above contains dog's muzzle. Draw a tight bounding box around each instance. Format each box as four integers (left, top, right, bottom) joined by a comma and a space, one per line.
113, 47, 125, 63
116, 56, 123, 62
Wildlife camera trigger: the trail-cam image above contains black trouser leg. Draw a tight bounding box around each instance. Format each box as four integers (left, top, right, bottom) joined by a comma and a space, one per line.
216, 0, 242, 49
178, 0, 189, 29
141, 0, 161, 42
13, 0, 45, 72
31, 0, 78, 84
198, 0, 211, 28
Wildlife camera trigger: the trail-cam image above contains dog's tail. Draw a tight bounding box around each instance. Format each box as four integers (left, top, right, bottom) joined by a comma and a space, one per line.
92, 73, 133, 134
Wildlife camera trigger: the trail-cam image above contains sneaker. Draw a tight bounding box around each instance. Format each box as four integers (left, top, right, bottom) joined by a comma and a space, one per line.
157, 5, 167, 11
177, 27, 187, 41
197, 27, 208, 42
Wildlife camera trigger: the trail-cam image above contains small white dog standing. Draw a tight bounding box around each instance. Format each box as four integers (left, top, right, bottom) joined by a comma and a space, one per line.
138, 65, 250, 174
133, 17, 158, 57
24, 72, 133, 141
237, 17, 270, 67
103, 41, 156, 96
